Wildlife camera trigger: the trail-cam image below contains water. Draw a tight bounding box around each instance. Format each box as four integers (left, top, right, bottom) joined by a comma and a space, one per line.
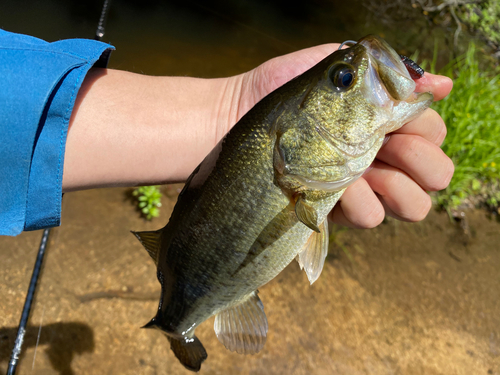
1, 0, 452, 77
1, 1, 499, 374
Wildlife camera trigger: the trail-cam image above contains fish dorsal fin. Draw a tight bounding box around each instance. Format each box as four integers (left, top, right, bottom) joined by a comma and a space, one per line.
296, 219, 329, 284
295, 196, 320, 232
131, 229, 162, 265
214, 291, 268, 354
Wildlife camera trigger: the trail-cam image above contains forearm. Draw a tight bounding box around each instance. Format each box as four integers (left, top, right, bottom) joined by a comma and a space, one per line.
63, 68, 241, 192
62, 44, 342, 193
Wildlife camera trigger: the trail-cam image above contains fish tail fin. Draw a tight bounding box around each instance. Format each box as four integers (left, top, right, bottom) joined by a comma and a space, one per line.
167, 335, 207, 372
143, 316, 207, 371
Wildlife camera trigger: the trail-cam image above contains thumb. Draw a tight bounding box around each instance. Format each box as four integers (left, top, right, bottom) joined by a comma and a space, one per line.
240, 44, 340, 113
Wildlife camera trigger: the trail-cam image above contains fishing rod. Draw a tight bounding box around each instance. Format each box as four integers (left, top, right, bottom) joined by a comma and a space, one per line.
6, 229, 50, 375
5, 2, 112, 374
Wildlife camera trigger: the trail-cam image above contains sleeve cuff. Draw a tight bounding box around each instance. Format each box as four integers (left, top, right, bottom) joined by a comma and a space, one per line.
24, 42, 114, 232
0, 29, 114, 235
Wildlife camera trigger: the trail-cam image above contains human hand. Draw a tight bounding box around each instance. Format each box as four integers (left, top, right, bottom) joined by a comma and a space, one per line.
331, 74, 454, 228
229, 44, 454, 228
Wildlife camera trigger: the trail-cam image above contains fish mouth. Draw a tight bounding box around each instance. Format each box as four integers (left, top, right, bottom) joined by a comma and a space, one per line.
324, 35, 421, 147
358, 35, 416, 101
340, 35, 416, 107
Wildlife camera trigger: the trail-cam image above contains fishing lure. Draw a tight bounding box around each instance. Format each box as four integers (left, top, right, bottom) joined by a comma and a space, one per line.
399, 55, 425, 80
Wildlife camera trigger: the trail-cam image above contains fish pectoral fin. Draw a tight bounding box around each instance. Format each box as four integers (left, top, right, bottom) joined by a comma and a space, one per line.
296, 219, 329, 285
167, 335, 207, 372
295, 196, 320, 232
214, 291, 268, 354
131, 229, 162, 265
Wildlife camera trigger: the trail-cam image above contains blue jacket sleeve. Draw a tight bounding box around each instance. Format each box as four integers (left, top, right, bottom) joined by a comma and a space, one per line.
0, 29, 114, 236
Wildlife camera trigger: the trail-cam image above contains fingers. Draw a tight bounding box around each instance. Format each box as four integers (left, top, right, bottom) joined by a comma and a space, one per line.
414, 72, 453, 101
393, 108, 447, 146
376, 134, 454, 192
329, 159, 435, 228
330, 129, 454, 228
329, 178, 385, 229
363, 161, 433, 222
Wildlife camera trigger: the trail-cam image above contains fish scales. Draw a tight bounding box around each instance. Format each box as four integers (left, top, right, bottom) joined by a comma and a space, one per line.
133, 35, 433, 371
161, 87, 333, 326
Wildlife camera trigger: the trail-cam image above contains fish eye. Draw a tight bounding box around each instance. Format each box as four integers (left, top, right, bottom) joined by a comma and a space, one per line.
329, 64, 355, 90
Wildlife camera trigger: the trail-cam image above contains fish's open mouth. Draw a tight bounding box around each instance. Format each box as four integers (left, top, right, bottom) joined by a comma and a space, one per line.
339, 35, 424, 100
340, 35, 418, 107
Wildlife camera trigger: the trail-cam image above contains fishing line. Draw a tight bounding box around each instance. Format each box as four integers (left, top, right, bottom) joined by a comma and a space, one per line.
338, 40, 357, 50
31, 306, 45, 372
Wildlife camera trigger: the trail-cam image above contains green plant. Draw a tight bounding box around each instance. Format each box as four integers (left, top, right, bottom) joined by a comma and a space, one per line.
410, 0, 500, 57
458, 1, 500, 55
133, 186, 163, 220
430, 42, 500, 213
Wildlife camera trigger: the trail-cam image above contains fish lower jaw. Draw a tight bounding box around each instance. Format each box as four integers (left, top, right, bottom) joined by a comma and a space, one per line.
330, 129, 385, 158
281, 147, 378, 192
292, 170, 364, 192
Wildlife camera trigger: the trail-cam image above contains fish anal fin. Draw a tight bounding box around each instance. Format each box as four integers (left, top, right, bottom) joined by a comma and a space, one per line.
296, 219, 329, 284
131, 229, 162, 265
295, 196, 320, 232
167, 335, 207, 372
214, 291, 268, 355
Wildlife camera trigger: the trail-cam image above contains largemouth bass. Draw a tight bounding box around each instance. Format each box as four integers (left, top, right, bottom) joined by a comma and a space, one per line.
132, 35, 433, 371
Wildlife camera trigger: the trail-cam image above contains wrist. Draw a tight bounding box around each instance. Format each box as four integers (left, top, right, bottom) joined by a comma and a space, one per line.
63, 69, 237, 191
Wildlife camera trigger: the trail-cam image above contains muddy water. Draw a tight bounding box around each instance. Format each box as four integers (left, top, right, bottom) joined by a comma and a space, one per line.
1, 1, 499, 374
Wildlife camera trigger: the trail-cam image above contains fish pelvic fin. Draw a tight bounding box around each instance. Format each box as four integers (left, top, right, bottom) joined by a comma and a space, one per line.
167, 335, 207, 372
214, 291, 268, 354
295, 196, 320, 232
296, 219, 329, 284
131, 229, 162, 265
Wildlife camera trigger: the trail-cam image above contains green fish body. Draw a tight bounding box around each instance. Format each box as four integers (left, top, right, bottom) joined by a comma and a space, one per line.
133, 35, 433, 371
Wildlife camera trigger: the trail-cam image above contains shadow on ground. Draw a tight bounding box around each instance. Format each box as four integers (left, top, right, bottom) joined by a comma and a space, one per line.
0, 322, 94, 375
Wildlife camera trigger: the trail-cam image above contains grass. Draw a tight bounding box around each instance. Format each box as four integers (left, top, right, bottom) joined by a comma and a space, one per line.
429, 42, 500, 215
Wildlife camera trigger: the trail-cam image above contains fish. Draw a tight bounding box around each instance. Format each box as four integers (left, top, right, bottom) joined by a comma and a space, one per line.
132, 35, 433, 371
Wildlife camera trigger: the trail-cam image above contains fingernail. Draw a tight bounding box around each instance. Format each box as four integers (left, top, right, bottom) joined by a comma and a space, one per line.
363, 162, 374, 175
382, 135, 391, 146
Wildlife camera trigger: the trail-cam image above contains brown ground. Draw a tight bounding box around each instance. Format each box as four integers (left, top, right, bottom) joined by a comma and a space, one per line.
1, 186, 499, 375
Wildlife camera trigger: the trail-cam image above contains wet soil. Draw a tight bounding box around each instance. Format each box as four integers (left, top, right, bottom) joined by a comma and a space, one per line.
1, 187, 499, 375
